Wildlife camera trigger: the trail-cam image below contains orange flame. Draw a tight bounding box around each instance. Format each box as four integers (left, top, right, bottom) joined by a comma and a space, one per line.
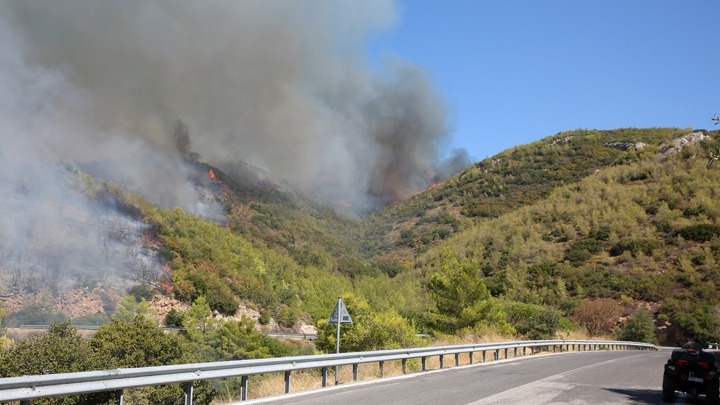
208, 169, 216, 180
159, 263, 174, 292
160, 281, 174, 293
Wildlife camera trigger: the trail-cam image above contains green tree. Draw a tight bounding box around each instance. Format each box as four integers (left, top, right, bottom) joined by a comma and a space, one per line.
316, 294, 424, 353
164, 308, 185, 328
427, 252, 513, 335
505, 302, 562, 340
0, 302, 9, 350
90, 317, 215, 405
206, 317, 309, 360
182, 295, 216, 339
0, 322, 113, 404
112, 294, 154, 322
340, 309, 424, 351
615, 310, 658, 344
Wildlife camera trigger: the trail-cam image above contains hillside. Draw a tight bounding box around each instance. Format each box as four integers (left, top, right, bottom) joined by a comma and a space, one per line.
404, 127, 720, 342
2, 127, 720, 346
361, 128, 705, 261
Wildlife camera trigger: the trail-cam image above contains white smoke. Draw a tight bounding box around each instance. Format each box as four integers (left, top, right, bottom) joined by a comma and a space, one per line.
1, 0, 467, 211
0, 1, 470, 294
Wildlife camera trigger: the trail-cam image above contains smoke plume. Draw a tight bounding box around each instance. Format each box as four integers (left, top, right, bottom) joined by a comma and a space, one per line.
1, 0, 468, 212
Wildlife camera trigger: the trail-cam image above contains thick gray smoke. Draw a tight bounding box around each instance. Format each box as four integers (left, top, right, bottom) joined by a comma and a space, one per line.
1, 0, 468, 212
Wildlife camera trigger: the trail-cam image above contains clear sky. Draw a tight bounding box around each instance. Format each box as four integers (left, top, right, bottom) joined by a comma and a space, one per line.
370, 0, 720, 161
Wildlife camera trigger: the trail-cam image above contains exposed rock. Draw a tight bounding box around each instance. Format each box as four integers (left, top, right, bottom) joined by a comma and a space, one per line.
149, 295, 189, 322
298, 322, 318, 335
604, 141, 647, 151
551, 136, 574, 145
659, 131, 707, 159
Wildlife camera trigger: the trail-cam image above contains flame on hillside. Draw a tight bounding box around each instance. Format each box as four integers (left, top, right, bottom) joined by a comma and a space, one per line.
159, 263, 173, 293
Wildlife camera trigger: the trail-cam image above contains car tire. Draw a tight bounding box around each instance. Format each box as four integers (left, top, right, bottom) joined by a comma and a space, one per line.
707, 379, 719, 405
662, 372, 675, 403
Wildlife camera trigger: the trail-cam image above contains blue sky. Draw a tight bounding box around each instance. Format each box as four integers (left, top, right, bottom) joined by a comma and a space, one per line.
370, 1, 720, 161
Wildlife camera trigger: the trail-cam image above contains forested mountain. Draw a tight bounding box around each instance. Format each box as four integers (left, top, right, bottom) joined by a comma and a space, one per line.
3, 127, 720, 351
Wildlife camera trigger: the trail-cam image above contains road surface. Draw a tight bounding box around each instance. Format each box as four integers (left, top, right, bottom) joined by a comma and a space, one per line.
242, 349, 705, 405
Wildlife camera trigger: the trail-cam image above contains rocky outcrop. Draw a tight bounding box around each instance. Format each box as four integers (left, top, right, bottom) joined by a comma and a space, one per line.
659, 131, 708, 159
604, 141, 647, 151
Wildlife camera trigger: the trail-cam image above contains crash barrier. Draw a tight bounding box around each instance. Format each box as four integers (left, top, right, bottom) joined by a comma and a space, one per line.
0, 339, 657, 404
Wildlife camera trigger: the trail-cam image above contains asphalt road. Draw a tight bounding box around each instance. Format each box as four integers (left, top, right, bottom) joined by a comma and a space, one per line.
242, 349, 710, 405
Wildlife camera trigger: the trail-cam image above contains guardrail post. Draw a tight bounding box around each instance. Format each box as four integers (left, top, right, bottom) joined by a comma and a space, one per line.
455, 353, 459, 367
482, 351, 486, 363
379, 361, 384, 377
115, 389, 124, 405
439, 354, 444, 369
321, 367, 328, 387
514, 347, 517, 357
284, 371, 291, 393
469, 352, 474, 364
494, 349, 499, 361
352, 364, 358, 381
422, 356, 427, 371
240, 375, 249, 401
183, 382, 193, 405
402, 358, 407, 374
504, 348, 508, 359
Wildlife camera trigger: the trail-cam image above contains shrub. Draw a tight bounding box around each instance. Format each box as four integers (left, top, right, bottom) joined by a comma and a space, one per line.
571, 298, 622, 336
564, 238, 602, 265
0, 322, 114, 404
505, 302, 562, 340
128, 284, 155, 302
609, 238, 661, 257
69, 313, 111, 326
676, 224, 720, 242
615, 310, 658, 344
164, 308, 185, 328
4, 305, 66, 327
90, 317, 215, 404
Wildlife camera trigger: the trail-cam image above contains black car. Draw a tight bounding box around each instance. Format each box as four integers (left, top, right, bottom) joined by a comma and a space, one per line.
663, 346, 719, 403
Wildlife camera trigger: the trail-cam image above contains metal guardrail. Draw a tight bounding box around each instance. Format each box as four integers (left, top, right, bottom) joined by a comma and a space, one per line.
0, 339, 657, 404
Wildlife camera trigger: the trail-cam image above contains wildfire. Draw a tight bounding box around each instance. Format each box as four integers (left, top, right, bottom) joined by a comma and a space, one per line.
404, 181, 444, 201
159, 263, 174, 293
208, 167, 230, 197
337, 199, 353, 207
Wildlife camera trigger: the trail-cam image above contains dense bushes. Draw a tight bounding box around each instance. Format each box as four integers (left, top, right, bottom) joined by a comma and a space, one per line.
609, 238, 662, 257
615, 310, 658, 344
676, 224, 720, 242
564, 238, 603, 265
504, 302, 563, 339
0, 320, 216, 405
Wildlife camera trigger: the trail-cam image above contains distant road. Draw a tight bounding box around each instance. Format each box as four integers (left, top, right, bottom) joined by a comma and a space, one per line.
8, 325, 317, 340
243, 350, 675, 405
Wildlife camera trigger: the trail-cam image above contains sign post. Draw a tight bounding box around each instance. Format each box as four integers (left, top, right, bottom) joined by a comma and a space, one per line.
328, 297, 352, 385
